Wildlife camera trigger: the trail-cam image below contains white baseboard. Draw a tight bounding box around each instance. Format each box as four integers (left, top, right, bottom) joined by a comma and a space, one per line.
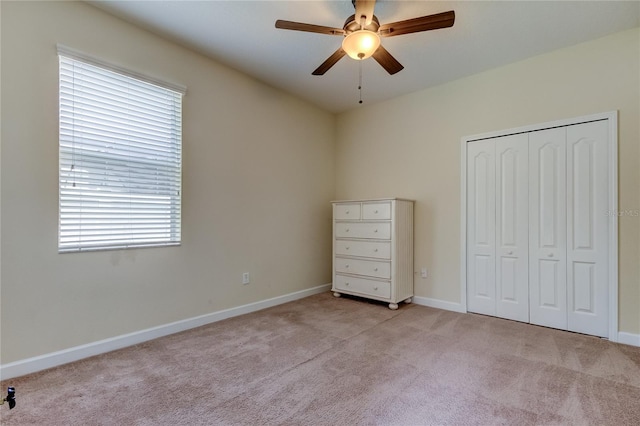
412, 297, 639, 348
0, 283, 332, 380
617, 331, 640, 347
412, 296, 466, 313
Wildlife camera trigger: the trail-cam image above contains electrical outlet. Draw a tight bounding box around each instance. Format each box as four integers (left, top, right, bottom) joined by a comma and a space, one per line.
242, 272, 250, 285
421, 267, 428, 279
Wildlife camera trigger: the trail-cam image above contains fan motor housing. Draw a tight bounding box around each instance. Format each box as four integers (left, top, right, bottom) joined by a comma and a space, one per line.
343, 14, 380, 34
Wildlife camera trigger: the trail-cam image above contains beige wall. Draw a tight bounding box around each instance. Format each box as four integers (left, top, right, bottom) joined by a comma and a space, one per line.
336, 27, 640, 334
0, 1, 335, 363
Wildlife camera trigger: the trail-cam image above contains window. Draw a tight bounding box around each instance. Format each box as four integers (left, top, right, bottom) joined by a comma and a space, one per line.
58, 47, 184, 252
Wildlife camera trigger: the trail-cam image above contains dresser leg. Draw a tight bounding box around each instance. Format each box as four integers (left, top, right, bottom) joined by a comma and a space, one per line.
333, 292, 341, 298
404, 297, 413, 304
388, 303, 399, 310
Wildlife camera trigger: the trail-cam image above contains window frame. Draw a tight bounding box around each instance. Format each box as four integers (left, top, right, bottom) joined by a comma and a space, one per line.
57, 45, 186, 253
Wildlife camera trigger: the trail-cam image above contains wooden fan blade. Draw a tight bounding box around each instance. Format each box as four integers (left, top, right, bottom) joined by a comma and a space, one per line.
312, 48, 347, 75
275, 20, 345, 36
372, 45, 404, 75
379, 10, 455, 37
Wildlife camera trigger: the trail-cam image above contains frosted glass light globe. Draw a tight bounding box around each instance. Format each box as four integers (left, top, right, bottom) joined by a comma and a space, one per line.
342, 30, 381, 60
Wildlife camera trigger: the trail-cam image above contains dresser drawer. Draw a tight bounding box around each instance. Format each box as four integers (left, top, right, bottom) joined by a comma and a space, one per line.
334, 203, 361, 220
334, 275, 391, 299
335, 240, 391, 259
362, 202, 391, 220
335, 258, 391, 279
335, 222, 391, 239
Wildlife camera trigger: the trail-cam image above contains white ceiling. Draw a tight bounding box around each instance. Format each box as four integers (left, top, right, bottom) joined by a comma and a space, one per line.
89, 1, 640, 113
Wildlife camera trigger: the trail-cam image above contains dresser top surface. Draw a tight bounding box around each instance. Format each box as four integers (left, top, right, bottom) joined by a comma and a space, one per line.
331, 198, 415, 204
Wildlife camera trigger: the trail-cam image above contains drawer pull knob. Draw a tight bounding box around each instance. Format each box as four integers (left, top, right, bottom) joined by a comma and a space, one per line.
548, 253, 554, 258
346, 210, 349, 214
345, 228, 350, 232
374, 249, 378, 252
345, 264, 350, 268
374, 229, 378, 233
374, 268, 378, 271
374, 286, 378, 291
345, 247, 350, 250
374, 210, 379, 214
345, 282, 350, 286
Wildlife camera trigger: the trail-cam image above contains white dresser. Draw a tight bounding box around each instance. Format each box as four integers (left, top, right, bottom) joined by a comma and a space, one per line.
332, 198, 414, 309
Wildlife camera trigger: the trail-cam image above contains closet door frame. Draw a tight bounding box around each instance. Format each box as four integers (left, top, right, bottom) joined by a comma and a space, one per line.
459, 111, 618, 341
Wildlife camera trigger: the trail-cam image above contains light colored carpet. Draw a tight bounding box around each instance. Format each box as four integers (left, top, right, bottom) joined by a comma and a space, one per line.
2, 292, 639, 425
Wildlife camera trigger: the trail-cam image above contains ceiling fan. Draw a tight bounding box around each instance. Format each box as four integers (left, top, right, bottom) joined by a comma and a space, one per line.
275, 0, 455, 76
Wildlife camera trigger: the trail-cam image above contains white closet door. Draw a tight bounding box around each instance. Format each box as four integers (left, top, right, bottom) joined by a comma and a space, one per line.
467, 140, 496, 316
495, 134, 529, 322
529, 128, 567, 330
566, 120, 609, 337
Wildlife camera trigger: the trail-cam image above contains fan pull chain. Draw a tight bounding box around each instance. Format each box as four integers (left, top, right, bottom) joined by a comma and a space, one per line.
358, 54, 363, 104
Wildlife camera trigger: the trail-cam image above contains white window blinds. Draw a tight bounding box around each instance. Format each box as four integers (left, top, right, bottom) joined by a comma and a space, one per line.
59, 52, 184, 252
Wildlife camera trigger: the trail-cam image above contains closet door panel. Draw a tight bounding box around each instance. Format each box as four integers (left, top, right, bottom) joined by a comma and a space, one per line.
467, 140, 496, 316
567, 120, 609, 337
495, 134, 529, 322
529, 128, 567, 330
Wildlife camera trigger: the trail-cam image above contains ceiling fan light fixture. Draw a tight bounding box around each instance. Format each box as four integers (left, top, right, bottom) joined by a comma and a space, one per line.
342, 30, 380, 60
